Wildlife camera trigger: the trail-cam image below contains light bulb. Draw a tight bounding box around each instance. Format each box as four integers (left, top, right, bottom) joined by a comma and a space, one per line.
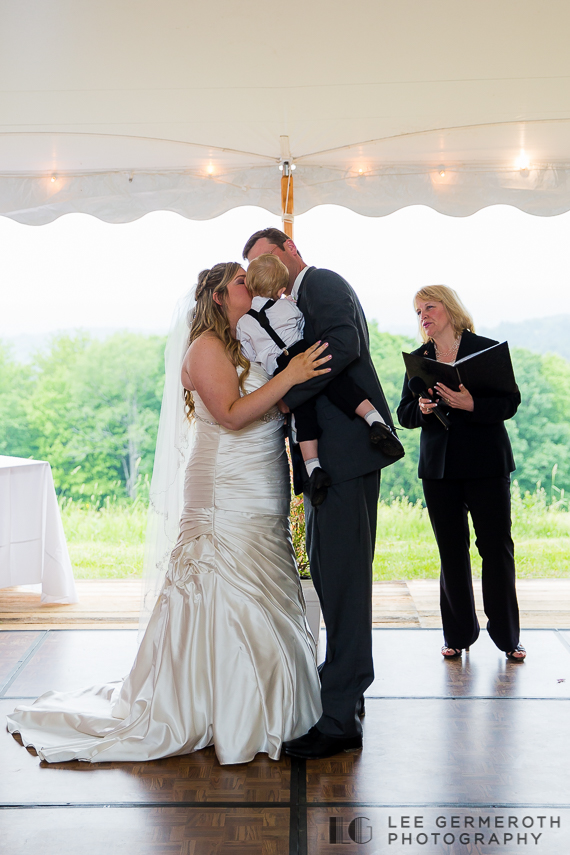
206, 164, 215, 175
50, 175, 57, 183
515, 153, 530, 171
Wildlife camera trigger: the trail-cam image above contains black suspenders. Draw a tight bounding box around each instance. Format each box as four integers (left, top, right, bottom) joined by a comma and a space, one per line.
246, 299, 290, 355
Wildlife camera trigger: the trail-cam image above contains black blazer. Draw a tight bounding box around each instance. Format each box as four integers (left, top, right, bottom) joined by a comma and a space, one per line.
283, 266, 399, 492
396, 330, 520, 480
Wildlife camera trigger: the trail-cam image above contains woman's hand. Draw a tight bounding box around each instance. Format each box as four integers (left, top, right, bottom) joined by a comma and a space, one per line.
285, 341, 331, 385
435, 382, 474, 412
418, 388, 438, 416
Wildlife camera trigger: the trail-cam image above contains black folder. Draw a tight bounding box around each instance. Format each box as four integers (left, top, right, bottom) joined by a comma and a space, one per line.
402, 342, 519, 396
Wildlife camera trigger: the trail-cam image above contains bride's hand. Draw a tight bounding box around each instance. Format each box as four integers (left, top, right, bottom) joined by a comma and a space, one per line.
285, 341, 331, 385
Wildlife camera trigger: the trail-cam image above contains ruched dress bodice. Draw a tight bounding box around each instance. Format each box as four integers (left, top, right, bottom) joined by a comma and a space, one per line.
8, 363, 321, 765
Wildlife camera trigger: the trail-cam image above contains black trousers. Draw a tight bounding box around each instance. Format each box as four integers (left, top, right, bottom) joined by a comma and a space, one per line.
422, 475, 520, 652
304, 470, 380, 737
276, 341, 369, 443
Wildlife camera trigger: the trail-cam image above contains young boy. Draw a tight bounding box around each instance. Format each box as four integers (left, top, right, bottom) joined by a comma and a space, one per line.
236, 254, 403, 506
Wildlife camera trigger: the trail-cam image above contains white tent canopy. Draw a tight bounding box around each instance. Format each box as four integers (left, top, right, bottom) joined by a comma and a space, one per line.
2, 0, 570, 225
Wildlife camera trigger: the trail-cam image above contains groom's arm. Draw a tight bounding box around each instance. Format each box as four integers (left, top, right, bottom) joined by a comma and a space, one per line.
283, 270, 360, 410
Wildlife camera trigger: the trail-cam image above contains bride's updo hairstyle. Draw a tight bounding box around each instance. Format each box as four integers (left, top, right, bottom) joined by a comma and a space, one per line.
184, 262, 250, 419
414, 285, 475, 343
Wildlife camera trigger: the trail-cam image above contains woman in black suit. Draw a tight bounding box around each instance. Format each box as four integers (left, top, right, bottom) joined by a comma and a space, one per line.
397, 285, 526, 661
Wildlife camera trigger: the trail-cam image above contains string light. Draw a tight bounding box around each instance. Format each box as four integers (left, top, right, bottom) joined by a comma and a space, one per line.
439, 168, 446, 178
206, 163, 215, 176
357, 167, 364, 175
50, 174, 57, 183
515, 152, 530, 171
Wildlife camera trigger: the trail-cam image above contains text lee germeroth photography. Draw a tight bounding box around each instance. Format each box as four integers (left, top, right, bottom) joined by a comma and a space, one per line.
320, 810, 566, 851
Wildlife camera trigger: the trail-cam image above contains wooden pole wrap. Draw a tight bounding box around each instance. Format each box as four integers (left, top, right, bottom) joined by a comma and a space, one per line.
279, 135, 294, 239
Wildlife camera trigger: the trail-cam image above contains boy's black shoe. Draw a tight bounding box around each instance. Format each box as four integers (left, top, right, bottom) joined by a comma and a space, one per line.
369, 422, 405, 458
308, 467, 332, 507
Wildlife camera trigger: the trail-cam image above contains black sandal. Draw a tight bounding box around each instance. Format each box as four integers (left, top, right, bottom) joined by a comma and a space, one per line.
506, 644, 526, 661
441, 646, 463, 658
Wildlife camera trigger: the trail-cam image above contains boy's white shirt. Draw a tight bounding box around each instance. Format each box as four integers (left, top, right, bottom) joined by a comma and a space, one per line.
236, 295, 305, 376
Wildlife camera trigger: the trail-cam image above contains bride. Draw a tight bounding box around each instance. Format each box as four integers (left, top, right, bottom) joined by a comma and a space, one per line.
7, 262, 330, 765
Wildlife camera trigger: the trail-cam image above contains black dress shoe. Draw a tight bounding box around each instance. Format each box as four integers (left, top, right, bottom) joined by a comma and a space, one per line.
308, 467, 332, 507
356, 696, 365, 717
284, 726, 362, 759
369, 422, 405, 458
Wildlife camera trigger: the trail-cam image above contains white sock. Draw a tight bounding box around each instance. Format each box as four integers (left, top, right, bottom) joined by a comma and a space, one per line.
305, 457, 321, 477
363, 408, 386, 427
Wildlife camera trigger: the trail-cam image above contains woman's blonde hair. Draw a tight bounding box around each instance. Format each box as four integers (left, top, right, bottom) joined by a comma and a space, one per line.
414, 285, 475, 343
246, 254, 289, 299
184, 262, 250, 419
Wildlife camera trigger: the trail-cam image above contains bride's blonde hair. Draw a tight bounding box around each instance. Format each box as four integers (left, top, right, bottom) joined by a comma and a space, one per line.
184, 262, 251, 420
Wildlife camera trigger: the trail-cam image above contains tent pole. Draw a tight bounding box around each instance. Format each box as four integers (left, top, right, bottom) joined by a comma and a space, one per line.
281, 163, 294, 239
280, 136, 294, 238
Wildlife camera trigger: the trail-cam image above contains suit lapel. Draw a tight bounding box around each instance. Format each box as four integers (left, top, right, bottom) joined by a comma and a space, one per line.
295, 266, 316, 310
296, 266, 317, 342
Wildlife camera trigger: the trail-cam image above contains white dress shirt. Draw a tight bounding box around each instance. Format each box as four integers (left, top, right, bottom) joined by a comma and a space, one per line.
236, 295, 305, 376
290, 265, 310, 303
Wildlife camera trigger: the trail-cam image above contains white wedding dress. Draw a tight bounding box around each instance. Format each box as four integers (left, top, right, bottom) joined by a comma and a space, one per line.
7, 363, 321, 765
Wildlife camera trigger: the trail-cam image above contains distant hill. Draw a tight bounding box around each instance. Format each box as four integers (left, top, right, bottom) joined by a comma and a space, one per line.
3, 328, 167, 363
480, 316, 570, 362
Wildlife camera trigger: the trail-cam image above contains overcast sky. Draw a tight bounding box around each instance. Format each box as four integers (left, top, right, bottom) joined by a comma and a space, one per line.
2, 204, 569, 339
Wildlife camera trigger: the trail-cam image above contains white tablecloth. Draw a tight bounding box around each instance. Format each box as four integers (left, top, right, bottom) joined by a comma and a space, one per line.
0, 456, 78, 604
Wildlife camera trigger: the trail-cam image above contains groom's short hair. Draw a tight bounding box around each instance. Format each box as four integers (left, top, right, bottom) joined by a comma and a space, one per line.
242, 227, 289, 260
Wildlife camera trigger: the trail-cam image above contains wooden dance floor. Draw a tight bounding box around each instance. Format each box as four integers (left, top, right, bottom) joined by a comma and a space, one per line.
1, 628, 570, 853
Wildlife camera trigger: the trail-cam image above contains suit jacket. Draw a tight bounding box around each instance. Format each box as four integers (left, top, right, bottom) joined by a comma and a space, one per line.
283, 266, 400, 493
396, 330, 520, 480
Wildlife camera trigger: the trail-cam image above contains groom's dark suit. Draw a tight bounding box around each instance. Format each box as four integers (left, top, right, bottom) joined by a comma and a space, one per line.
284, 266, 401, 738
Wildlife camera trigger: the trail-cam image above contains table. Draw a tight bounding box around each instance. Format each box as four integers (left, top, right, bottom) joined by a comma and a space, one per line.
0, 456, 78, 604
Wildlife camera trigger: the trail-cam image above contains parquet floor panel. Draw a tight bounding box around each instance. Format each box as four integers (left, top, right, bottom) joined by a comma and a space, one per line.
0, 701, 290, 806
0, 807, 290, 855
367, 628, 570, 698
0, 630, 42, 683
306, 698, 570, 806
4, 629, 139, 697
3, 628, 570, 853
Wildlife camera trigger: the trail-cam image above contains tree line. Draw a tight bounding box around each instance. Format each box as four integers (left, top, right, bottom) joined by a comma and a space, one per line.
1, 325, 569, 506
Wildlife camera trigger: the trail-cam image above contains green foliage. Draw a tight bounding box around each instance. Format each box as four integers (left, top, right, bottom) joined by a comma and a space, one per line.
1, 332, 166, 503
367, 322, 423, 502
3, 325, 570, 517
507, 349, 570, 502
0, 342, 38, 458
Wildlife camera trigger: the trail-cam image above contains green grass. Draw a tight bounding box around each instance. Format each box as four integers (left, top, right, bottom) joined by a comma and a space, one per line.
61, 490, 570, 581
372, 492, 570, 580
62, 499, 147, 579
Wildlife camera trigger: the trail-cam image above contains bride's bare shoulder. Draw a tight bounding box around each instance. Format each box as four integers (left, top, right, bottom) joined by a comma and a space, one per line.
188, 331, 224, 355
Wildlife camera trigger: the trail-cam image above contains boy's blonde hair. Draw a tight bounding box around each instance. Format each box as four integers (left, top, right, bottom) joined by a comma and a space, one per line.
246, 253, 289, 299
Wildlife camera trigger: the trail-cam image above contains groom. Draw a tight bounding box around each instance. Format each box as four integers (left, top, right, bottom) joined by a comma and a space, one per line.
243, 228, 403, 758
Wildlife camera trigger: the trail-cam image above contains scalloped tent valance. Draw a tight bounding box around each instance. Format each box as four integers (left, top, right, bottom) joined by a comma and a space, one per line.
2, 0, 570, 225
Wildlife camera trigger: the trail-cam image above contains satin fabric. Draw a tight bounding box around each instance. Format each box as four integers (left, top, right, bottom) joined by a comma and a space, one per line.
7, 363, 321, 765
